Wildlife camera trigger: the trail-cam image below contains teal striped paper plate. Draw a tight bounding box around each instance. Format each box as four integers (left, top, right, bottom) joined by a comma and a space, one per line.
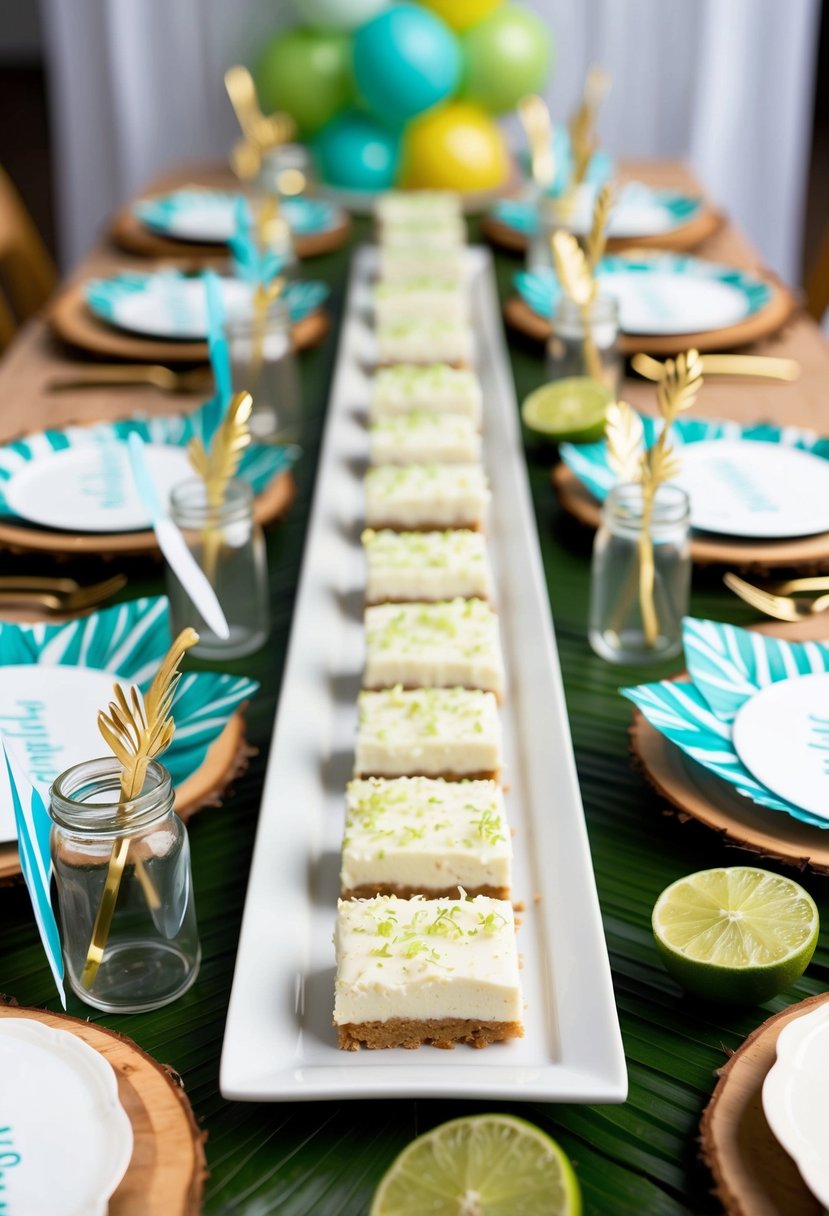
134, 190, 340, 243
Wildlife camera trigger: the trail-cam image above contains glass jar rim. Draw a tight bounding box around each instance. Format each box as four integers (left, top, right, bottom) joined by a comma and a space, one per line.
222, 295, 290, 334
555, 292, 619, 322
604, 480, 690, 526
169, 476, 253, 528
50, 757, 174, 833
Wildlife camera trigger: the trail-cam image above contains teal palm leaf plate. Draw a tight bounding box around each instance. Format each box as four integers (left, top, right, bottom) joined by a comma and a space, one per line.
0, 595, 259, 855
514, 254, 771, 336
493, 184, 701, 239
134, 190, 341, 242
560, 415, 829, 513
623, 617, 829, 830
0, 397, 298, 554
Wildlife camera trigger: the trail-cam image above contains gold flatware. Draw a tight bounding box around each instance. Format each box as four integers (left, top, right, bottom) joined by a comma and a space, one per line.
46, 365, 213, 394
633, 352, 800, 383
0, 574, 127, 614
724, 572, 829, 622
518, 94, 554, 191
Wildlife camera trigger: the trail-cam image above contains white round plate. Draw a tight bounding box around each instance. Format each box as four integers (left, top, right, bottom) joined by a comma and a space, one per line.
154, 196, 237, 243
733, 672, 829, 819
0, 665, 125, 841
559, 183, 691, 239
605, 271, 750, 334
675, 440, 829, 538
104, 277, 252, 340
763, 1002, 829, 1208
0, 1017, 133, 1216
5, 442, 193, 532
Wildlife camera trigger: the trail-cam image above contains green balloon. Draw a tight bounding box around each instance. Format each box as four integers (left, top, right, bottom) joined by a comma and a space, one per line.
255, 29, 352, 137
461, 4, 553, 114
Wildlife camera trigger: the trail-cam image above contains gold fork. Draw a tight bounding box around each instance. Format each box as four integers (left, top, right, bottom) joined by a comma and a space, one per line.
0, 574, 127, 614
724, 572, 829, 622
46, 365, 213, 394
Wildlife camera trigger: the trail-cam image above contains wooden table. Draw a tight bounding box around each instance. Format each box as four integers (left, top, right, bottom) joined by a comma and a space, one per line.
1, 163, 829, 1216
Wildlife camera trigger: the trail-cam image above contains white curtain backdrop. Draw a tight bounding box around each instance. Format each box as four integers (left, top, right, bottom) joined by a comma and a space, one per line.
40, 0, 820, 284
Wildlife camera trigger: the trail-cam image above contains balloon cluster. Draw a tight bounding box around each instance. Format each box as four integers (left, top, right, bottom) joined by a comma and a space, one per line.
255, 1, 553, 193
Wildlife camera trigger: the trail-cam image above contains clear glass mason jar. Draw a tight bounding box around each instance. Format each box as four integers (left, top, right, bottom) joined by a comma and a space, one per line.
49, 758, 200, 1013
588, 482, 691, 664
257, 143, 315, 200
167, 476, 269, 660
547, 294, 622, 396
526, 193, 579, 272
224, 296, 302, 444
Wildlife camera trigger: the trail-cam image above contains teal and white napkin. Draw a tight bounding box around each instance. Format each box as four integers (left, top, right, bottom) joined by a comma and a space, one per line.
623, 617, 829, 829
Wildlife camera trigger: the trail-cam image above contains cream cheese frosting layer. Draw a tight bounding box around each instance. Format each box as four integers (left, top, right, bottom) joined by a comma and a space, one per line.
333, 893, 522, 1024
340, 777, 512, 894
377, 320, 473, 366
354, 686, 502, 777
378, 247, 465, 285
362, 528, 493, 603
374, 191, 462, 225
369, 365, 482, 425
364, 599, 504, 698
365, 464, 490, 531
369, 412, 481, 467
373, 280, 468, 327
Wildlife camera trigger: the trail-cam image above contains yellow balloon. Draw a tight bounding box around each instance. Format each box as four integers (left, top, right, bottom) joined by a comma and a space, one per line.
401, 102, 509, 191
419, 0, 503, 32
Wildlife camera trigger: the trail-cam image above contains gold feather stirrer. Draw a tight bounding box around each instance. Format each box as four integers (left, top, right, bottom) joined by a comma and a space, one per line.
604, 351, 703, 646
80, 628, 200, 989
518, 94, 554, 192
551, 183, 612, 387
560, 65, 611, 216
188, 390, 254, 584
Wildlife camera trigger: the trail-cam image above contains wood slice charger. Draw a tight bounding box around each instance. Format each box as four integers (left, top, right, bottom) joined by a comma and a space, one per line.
629, 614, 829, 876
0, 1000, 206, 1215
700, 991, 829, 1216
503, 267, 796, 357
0, 710, 254, 884
49, 279, 329, 365
110, 194, 352, 262
552, 463, 829, 572
482, 198, 724, 256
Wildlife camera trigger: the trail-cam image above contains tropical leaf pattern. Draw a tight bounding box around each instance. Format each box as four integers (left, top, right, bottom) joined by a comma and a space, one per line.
560, 415, 829, 505
0, 596, 258, 787
514, 254, 772, 321
622, 617, 829, 829
0, 398, 298, 520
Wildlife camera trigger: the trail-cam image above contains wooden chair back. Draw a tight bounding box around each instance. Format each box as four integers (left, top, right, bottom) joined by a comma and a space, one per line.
806, 219, 829, 325
0, 166, 57, 350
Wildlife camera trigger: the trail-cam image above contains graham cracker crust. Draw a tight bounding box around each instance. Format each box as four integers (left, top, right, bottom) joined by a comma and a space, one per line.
354, 768, 500, 782
337, 1016, 524, 1051
362, 679, 502, 704
341, 882, 510, 901
364, 519, 484, 533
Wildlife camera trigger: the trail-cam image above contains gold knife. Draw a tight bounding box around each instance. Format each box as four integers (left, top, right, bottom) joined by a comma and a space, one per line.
632, 352, 800, 383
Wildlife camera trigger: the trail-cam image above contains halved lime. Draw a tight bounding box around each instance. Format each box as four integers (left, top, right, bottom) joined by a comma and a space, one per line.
652, 866, 819, 1005
370, 1114, 581, 1216
521, 377, 612, 443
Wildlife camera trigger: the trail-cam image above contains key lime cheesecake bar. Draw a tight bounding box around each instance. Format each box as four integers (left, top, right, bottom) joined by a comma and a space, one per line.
334, 893, 523, 1049
340, 777, 512, 900
354, 686, 502, 780
374, 190, 461, 225
365, 464, 490, 531
369, 365, 482, 426
373, 279, 468, 327
379, 245, 465, 284
364, 599, 504, 699
379, 216, 467, 250
362, 529, 493, 604
377, 320, 473, 367
369, 412, 481, 466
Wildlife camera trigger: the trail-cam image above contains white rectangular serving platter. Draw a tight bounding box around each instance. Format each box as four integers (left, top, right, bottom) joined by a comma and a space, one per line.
221, 246, 627, 1103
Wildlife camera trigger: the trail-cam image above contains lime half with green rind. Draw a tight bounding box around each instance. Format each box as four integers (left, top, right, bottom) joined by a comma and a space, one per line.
521, 377, 612, 443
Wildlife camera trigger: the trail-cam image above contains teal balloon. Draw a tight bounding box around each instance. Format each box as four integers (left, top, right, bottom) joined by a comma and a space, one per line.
353, 4, 461, 126
294, 0, 389, 31
462, 4, 553, 114
313, 110, 401, 190
255, 29, 351, 137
